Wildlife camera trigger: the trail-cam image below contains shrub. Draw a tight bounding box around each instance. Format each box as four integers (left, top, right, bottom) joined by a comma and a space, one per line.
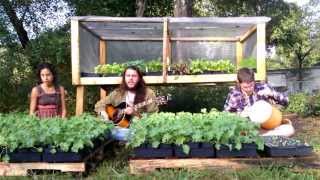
285, 93, 312, 117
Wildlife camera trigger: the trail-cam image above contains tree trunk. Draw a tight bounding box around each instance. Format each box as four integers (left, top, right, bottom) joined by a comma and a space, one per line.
173, 0, 193, 63
297, 56, 303, 91
1, 0, 29, 48
136, 0, 147, 17
174, 0, 193, 17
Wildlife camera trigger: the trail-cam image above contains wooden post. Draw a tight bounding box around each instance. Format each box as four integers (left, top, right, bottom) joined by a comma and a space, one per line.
256, 23, 266, 81
71, 19, 80, 85
99, 40, 107, 99
236, 41, 243, 69
162, 18, 169, 83
76, 86, 85, 116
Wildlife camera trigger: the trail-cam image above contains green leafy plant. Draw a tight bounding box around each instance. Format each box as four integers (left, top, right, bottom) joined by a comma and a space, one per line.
238, 57, 257, 69
285, 93, 312, 117
189, 59, 236, 74
127, 111, 264, 154
94, 63, 125, 76
0, 113, 114, 162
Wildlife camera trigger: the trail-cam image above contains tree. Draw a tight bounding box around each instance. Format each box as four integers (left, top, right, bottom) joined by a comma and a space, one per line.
174, 0, 193, 17
136, 0, 147, 17
271, 2, 320, 90
0, 0, 68, 48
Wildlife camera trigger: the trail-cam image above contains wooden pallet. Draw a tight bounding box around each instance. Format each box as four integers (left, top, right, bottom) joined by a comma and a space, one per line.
0, 162, 85, 176
129, 155, 320, 174
0, 139, 114, 176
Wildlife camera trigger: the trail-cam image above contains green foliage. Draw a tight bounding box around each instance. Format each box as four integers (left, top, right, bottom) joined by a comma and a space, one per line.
239, 57, 256, 69
158, 85, 229, 113
0, 46, 33, 112
189, 59, 236, 74
310, 91, 320, 116
128, 111, 264, 154
285, 93, 312, 116
66, 0, 136, 16
0, 113, 114, 161
95, 58, 163, 75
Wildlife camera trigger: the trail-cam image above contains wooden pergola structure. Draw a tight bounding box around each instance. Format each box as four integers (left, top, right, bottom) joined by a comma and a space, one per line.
71, 16, 271, 115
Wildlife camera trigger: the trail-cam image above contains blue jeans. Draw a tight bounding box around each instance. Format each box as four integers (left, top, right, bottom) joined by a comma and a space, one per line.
111, 127, 131, 141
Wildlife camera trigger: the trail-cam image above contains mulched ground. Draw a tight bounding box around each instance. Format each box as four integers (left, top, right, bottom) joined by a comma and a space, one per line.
289, 114, 320, 153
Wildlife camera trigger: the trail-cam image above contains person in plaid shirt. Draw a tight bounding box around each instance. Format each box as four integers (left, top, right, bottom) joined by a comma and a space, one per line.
224, 68, 289, 114
224, 68, 294, 137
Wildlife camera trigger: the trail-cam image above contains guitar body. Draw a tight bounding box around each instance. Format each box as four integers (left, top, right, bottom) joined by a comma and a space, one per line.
106, 102, 131, 128
104, 95, 169, 128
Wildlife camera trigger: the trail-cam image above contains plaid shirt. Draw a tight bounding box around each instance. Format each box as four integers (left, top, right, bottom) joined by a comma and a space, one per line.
224, 83, 289, 113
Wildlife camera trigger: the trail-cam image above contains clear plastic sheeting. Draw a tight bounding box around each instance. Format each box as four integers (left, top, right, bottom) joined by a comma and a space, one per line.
74, 16, 270, 74
171, 42, 236, 64
169, 22, 251, 38
79, 26, 99, 73
80, 22, 163, 39
107, 41, 162, 64
243, 31, 257, 59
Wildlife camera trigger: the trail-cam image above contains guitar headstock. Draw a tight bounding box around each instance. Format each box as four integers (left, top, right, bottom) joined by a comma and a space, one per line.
155, 95, 171, 105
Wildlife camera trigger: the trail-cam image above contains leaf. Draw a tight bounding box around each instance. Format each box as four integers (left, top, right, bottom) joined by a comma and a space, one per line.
182, 144, 190, 154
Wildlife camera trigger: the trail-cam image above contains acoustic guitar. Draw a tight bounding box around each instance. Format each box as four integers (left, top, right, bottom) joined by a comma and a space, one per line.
105, 96, 169, 128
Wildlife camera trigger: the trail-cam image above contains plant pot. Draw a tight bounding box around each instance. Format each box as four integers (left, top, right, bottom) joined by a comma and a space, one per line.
101, 73, 121, 77
201, 143, 214, 148
215, 143, 258, 158
80, 72, 102, 77
8, 148, 42, 163
131, 143, 173, 158
263, 145, 313, 157
42, 147, 89, 163
144, 71, 162, 76
203, 70, 226, 74
174, 142, 214, 158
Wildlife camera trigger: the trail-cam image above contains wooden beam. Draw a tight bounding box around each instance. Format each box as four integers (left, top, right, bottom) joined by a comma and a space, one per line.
101, 37, 163, 41
255, 23, 266, 81
0, 162, 85, 176
236, 41, 243, 68
99, 40, 107, 99
239, 25, 257, 43
79, 74, 238, 85
162, 17, 169, 83
76, 86, 85, 116
71, 19, 80, 85
71, 16, 271, 24
171, 37, 239, 42
129, 156, 320, 174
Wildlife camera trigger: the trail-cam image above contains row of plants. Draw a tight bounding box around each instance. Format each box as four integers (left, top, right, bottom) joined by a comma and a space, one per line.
127, 109, 264, 154
94, 58, 162, 76
285, 91, 320, 117
0, 113, 114, 162
93, 59, 240, 76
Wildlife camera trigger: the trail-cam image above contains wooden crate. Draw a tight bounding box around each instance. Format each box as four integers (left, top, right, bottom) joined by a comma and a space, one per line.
129, 155, 320, 174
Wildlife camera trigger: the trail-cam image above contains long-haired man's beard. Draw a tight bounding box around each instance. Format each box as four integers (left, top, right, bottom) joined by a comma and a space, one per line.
126, 82, 139, 91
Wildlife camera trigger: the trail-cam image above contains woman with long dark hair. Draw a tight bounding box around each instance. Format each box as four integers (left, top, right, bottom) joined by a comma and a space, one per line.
29, 63, 67, 118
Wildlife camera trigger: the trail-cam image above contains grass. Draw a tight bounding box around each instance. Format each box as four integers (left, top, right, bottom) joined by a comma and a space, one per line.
1, 116, 319, 179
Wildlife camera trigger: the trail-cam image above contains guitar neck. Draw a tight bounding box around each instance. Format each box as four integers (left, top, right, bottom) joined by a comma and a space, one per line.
134, 99, 154, 109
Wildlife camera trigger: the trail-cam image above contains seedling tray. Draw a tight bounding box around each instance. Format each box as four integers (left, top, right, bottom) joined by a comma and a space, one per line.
215, 143, 258, 158
131, 143, 173, 158
174, 143, 215, 158
263, 136, 313, 157
9, 148, 42, 163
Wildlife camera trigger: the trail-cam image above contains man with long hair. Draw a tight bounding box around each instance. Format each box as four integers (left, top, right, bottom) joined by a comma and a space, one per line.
95, 66, 158, 131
